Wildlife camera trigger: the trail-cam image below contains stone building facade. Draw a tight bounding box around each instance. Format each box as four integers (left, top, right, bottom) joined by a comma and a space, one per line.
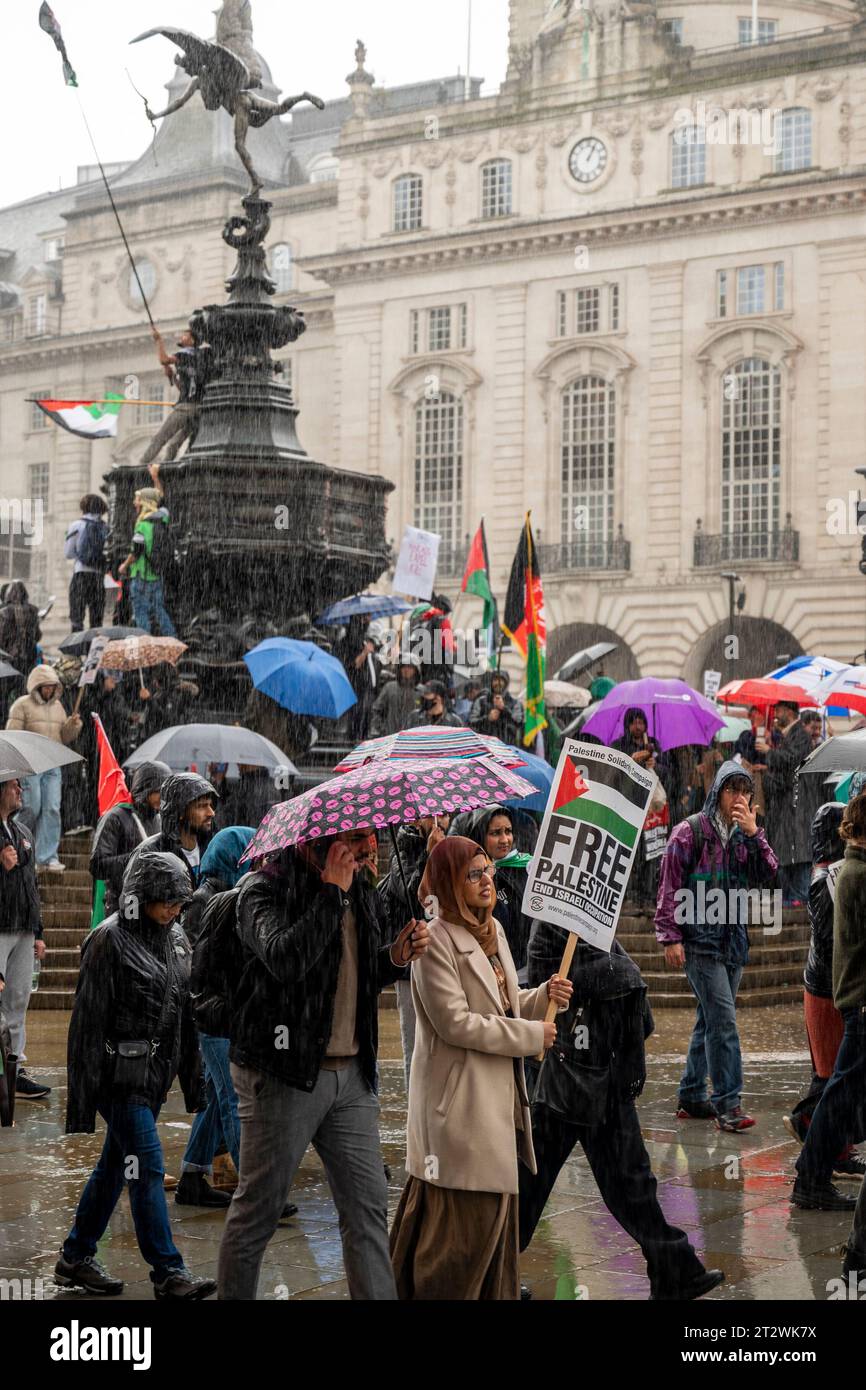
1, 0, 865, 684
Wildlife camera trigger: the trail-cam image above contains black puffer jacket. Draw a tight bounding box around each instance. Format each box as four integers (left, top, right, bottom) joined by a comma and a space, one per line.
377, 824, 428, 929
90, 761, 171, 916
764, 719, 822, 867
66, 851, 203, 1133
804, 801, 844, 999
126, 772, 217, 891
0, 810, 42, 939
230, 852, 404, 1094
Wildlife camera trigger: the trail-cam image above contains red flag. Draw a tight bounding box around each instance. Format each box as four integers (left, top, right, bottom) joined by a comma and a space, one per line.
92, 713, 131, 816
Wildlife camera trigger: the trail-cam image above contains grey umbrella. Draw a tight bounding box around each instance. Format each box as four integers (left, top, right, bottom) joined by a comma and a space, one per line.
0, 662, 21, 680
555, 642, 619, 683
124, 724, 298, 775
0, 730, 84, 779
798, 730, 866, 777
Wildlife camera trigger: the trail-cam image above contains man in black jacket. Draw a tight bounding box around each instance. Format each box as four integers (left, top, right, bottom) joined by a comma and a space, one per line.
57, 850, 214, 1299
0, 776, 49, 1100
90, 761, 171, 918
469, 669, 524, 747
126, 771, 217, 892
760, 702, 822, 905
217, 828, 429, 1301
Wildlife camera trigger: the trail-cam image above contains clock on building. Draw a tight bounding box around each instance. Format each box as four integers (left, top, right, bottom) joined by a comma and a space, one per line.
569, 137, 608, 184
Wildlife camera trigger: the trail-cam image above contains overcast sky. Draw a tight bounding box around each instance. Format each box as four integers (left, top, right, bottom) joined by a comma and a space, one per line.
3, 0, 509, 207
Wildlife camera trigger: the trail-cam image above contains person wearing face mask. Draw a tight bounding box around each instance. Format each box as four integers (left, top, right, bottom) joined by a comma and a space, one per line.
57, 850, 215, 1300
389, 836, 572, 1300
406, 679, 464, 729
655, 763, 779, 1133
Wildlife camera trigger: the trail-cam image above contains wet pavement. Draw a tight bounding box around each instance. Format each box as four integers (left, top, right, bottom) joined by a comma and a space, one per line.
0, 1004, 855, 1301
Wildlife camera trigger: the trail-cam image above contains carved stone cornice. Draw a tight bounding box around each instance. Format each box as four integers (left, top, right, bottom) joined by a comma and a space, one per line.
301, 175, 866, 287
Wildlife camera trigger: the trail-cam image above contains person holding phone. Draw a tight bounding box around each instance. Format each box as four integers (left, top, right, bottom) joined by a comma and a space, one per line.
218, 827, 429, 1301
655, 764, 778, 1133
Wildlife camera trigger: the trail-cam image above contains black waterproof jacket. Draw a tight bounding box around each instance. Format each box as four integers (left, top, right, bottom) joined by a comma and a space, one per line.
468, 671, 524, 747
804, 801, 844, 999
230, 852, 405, 1094
764, 720, 823, 868
65, 851, 203, 1133
0, 811, 42, 939
125, 772, 217, 891
90, 761, 170, 916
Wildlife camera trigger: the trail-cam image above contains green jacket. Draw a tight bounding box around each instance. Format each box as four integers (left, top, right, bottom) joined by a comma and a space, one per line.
832, 845, 866, 1011
130, 508, 169, 583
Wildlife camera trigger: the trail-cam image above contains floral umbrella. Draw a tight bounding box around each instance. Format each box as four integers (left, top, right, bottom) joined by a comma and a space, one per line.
335, 724, 526, 772
239, 756, 537, 866
97, 636, 187, 671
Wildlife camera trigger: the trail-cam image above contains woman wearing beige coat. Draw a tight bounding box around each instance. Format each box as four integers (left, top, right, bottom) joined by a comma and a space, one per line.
390, 835, 572, 1300
5, 664, 82, 870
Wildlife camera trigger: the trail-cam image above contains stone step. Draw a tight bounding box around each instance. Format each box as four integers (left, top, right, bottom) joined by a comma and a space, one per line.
42, 926, 89, 948
617, 924, 810, 954
37, 869, 91, 889
643, 963, 805, 994
37, 968, 81, 990
43, 948, 81, 968
37, 886, 92, 905
618, 908, 809, 935
41, 909, 92, 929
650, 986, 803, 1009
628, 941, 807, 965
29, 987, 76, 1010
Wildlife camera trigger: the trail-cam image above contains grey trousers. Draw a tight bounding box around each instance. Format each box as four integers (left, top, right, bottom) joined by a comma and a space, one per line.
140, 402, 199, 465
395, 979, 416, 1091
217, 1058, 397, 1301
0, 933, 34, 1058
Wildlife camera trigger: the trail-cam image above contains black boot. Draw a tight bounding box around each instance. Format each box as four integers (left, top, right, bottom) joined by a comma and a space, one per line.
791, 1179, 857, 1211
175, 1172, 232, 1208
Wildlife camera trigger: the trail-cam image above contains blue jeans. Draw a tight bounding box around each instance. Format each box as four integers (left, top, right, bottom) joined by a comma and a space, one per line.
130, 578, 176, 638
182, 1036, 240, 1173
679, 953, 744, 1115
780, 862, 810, 907
63, 1101, 184, 1282
19, 766, 62, 864
797, 1007, 866, 1186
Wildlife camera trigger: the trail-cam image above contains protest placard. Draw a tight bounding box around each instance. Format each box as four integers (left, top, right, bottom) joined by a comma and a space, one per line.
392, 526, 441, 601
522, 738, 656, 954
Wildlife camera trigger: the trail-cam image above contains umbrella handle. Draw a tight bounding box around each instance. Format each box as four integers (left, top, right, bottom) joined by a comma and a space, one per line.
139, 667, 146, 692
388, 824, 415, 926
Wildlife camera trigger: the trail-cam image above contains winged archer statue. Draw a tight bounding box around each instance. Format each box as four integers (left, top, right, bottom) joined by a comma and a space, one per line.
132, 0, 325, 194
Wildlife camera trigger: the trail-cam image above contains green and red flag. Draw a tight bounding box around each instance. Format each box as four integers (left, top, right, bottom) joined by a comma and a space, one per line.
461, 520, 497, 657
32, 395, 123, 440
39, 3, 78, 88
90, 714, 132, 929
502, 514, 548, 747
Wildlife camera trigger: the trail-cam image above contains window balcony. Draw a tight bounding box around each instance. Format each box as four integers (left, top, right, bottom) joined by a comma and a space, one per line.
537, 526, 631, 575
693, 516, 799, 567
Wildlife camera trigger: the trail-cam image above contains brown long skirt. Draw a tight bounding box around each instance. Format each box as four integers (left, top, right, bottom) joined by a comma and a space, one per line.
389, 1177, 520, 1300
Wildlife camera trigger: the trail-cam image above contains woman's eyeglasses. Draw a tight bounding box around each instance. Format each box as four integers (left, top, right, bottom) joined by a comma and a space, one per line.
466, 865, 496, 884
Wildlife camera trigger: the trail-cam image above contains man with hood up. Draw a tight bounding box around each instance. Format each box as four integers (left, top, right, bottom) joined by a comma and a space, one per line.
655, 762, 778, 1133
126, 772, 218, 893
57, 850, 215, 1299
469, 669, 524, 748
369, 655, 423, 737
90, 761, 172, 918
6, 663, 82, 871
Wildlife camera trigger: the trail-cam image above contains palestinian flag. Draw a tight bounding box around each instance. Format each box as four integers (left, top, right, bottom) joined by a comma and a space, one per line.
90, 714, 132, 929
502, 515, 548, 747
553, 753, 642, 849
39, 3, 78, 87
33, 395, 123, 440
461, 521, 497, 654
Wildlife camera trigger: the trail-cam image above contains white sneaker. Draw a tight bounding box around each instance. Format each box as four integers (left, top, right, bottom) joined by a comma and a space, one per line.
44, 859, 66, 873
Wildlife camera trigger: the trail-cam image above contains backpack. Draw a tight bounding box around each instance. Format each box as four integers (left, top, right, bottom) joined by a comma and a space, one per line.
146, 515, 173, 576
189, 888, 245, 1038
76, 518, 108, 572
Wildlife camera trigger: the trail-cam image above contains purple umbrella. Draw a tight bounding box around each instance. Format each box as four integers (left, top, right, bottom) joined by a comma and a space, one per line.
581, 678, 725, 751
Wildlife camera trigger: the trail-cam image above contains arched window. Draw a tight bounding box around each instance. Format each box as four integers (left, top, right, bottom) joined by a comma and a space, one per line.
561, 376, 615, 564
721, 357, 781, 558
394, 174, 423, 232
271, 243, 293, 294
481, 159, 513, 218
671, 125, 706, 189
308, 152, 339, 183
130, 257, 157, 308
414, 391, 463, 551
774, 108, 811, 173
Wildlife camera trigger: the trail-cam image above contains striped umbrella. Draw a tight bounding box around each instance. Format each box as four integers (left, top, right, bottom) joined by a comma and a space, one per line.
334, 724, 527, 771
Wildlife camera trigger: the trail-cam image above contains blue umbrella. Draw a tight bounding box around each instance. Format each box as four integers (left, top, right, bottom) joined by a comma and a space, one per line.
245, 639, 357, 719
316, 594, 412, 626
502, 745, 554, 813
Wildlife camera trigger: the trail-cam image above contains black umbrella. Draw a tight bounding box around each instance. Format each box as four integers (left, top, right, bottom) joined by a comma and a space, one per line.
555, 641, 619, 683
58, 625, 147, 654
798, 730, 866, 777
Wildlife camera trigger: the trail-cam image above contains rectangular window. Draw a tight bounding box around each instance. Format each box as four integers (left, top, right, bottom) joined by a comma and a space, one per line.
28, 463, 50, 513
1, 531, 32, 581
576, 287, 600, 335
671, 126, 706, 189
661, 18, 683, 41
736, 266, 765, 315
28, 295, 47, 337
394, 175, 423, 232
45, 237, 65, 263
481, 160, 513, 219
774, 262, 785, 311
428, 306, 452, 352
609, 283, 620, 331
557, 291, 569, 338
410, 309, 420, 354
29, 391, 51, 432
125, 374, 168, 428
738, 17, 778, 44
458, 303, 468, 350
718, 269, 728, 318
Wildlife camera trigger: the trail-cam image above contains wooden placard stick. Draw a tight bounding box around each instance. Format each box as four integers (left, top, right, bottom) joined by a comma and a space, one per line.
536, 931, 578, 1061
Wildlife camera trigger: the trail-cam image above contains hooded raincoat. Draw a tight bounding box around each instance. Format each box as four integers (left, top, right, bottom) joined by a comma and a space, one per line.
804, 802, 844, 1000
65, 851, 202, 1133
90, 761, 171, 917
181, 825, 255, 946
468, 671, 524, 747
125, 772, 217, 891
654, 760, 778, 965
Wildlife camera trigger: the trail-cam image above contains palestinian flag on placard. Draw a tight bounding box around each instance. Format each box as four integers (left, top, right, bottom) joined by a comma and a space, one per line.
33, 395, 123, 440
39, 3, 78, 87
502, 515, 548, 747
90, 714, 132, 930
461, 521, 497, 654
553, 753, 646, 850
